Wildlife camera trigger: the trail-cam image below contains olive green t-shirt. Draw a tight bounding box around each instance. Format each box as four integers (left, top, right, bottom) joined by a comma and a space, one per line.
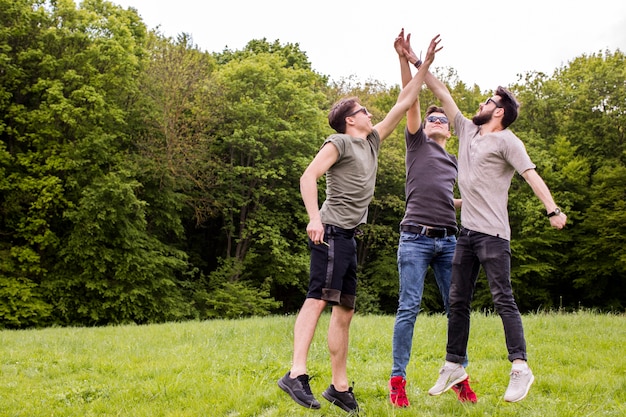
319, 131, 381, 229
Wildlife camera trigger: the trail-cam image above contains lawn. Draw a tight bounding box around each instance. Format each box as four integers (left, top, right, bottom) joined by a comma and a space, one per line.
0, 311, 624, 416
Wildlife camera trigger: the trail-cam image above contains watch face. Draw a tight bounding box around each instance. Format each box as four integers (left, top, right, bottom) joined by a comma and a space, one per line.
548, 208, 561, 217
547, 208, 561, 217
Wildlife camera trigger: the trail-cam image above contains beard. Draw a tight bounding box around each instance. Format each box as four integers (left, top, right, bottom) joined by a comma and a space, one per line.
472, 109, 493, 126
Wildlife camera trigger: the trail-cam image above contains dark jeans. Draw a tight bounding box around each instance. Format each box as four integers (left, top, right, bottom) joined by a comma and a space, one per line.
446, 228, 528, 363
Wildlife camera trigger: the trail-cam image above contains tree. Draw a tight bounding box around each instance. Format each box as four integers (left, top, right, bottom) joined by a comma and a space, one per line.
0, 0, 195, 326
511, 50, 626, 311
203, 42, 330, 313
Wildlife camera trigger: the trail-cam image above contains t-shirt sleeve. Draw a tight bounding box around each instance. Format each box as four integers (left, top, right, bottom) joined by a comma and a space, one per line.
323, 134, 348, 158
368, 129, 381, 152
405, 126, 427, 151
503, 135, 536, 174
454, 111, 471, 140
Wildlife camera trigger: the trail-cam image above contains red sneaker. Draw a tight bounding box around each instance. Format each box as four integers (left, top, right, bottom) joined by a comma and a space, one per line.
389, 376, 410, 407
451, 378, 477, 403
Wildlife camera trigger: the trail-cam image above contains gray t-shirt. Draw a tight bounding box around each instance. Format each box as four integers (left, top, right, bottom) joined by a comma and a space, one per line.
400, 127, 458, 230
455, 112, 535, 240
319, 131, 381, 229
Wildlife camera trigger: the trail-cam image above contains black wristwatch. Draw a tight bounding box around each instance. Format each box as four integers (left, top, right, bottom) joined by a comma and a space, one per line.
547, 207, 561, 217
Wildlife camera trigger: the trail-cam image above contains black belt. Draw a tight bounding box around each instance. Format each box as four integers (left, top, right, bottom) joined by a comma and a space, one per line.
400, 224, 457, 238
325, 224, 362, 238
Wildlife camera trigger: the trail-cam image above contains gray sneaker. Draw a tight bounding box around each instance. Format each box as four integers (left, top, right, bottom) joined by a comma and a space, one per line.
277, 371, 321, 409
428, 363, 468, 396
503, 367, 534, 402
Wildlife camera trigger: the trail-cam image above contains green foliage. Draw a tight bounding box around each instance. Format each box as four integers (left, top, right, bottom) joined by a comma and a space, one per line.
216, 37, 316, 74
0, 0, 194, 327
203, 281, 281, 320
135, 36, 331, 318
189, 257, 281, 319
0, 276, 51, 328
571, 164, 626, 307
207, 44, 329, 285
0, 2, 624, 328
513, 50, 626, 310
47, 171, 191, 325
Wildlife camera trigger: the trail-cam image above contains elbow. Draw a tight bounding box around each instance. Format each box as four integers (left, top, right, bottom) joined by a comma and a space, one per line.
521, 168, 537, 181
300, 171, 315, 191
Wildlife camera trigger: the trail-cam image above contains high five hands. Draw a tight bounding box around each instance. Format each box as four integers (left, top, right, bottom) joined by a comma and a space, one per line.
395, 29, 442, 68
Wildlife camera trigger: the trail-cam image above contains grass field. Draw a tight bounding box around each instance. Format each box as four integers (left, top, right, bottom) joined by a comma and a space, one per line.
0, 311, 624, 416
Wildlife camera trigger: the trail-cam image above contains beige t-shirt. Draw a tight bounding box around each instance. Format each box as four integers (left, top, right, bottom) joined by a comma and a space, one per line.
319, 131, 381, 229
454, 112, 535, 241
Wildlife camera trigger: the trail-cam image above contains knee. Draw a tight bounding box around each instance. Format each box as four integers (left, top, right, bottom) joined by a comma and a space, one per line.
491, 291, 517, 311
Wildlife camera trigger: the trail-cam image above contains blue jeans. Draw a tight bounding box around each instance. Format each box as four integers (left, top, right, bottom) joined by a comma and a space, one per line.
445, 229, 527, 364
391, 231, 456, 377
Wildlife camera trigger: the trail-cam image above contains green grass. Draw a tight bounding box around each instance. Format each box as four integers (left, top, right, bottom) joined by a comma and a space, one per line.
1, 311, 624, 416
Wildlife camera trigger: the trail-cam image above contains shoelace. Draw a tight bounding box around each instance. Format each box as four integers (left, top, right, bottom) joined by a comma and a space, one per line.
509, 370, 523, 385
346, 383, 355, 398
390, 381, 407, 400
297, 375, 314, 395
396, 390, 408, 401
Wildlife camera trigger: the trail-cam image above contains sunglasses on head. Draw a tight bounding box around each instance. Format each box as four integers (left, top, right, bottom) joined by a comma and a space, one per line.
347, 107, 368, 117
426, 115, 449, 124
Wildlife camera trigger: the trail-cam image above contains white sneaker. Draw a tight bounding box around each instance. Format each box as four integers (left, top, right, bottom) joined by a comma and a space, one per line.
503, 367, 535, 402
428, 363, 468, 396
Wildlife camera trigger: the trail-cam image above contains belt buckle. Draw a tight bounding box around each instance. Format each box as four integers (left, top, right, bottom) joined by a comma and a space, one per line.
424, 226, 445, 238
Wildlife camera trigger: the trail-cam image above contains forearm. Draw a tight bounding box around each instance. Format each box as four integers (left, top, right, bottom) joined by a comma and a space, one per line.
397, 59, 432, 108
523, 169, 568, 229
424, 71, 452, 103
399, 56, 412, 88
300, 173, 321, 222
523, 169, 558, 212
399, 55, 421, 131
424, 71, 459, 124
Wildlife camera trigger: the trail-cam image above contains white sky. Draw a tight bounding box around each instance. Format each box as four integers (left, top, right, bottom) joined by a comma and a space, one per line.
106, 0, 626, 92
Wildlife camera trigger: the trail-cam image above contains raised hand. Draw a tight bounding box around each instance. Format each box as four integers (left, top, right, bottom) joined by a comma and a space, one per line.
422, 34, 442, 67
403, 32, 421, 67
394, 28, 407, 57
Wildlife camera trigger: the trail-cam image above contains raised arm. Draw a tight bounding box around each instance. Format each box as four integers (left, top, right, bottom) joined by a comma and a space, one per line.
375, 33, 442, 141
424, 71, 460, 131
394, 29, 421, 133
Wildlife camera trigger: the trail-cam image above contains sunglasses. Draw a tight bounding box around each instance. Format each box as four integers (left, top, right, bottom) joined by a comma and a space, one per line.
347, 107, 368, 117
485, 98, 503, 108
426, 115, 449, 124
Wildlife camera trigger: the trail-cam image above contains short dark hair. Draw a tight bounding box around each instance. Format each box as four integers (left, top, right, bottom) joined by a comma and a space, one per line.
328, 97, 359, 134
495, 86, 520, 128
425, 105, 446, 117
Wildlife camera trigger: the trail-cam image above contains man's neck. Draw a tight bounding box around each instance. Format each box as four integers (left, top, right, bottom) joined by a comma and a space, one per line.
479, 120, 504, 134
345, 127, 370, 140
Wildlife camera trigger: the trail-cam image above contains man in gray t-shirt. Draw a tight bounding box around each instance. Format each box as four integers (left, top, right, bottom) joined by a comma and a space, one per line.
424, 75, 567, 403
